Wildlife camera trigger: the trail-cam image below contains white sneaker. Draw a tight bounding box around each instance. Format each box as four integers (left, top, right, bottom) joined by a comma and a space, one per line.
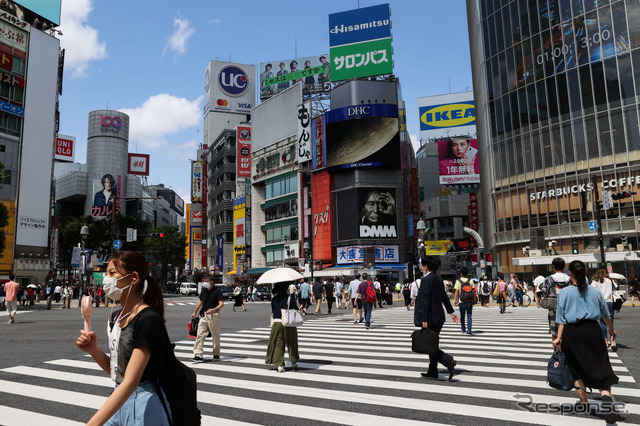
277, 366, 285, 373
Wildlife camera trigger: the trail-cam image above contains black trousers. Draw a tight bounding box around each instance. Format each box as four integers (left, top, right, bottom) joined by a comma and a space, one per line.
326, 296, 333, 313
426, 322, 453, 374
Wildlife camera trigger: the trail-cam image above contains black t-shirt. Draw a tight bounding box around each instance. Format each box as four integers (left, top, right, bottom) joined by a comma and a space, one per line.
312, 282, 324, 297
109, 307, 168, 385
323, 282, 334, 297
199, 285, 223, 313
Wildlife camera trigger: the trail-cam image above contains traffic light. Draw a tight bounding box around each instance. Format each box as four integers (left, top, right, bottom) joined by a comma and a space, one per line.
571, 242, 579, 254
150, 232, 165, 238
159, 233, 164, 238
611, 191, 636, 200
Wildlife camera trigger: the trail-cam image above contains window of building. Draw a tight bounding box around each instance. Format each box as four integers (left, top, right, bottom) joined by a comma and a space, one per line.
265, 224, 299, 244
265, 175, 297, 200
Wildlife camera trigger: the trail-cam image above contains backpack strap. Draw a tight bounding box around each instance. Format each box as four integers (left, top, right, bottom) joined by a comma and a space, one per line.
153, 378, 173, 426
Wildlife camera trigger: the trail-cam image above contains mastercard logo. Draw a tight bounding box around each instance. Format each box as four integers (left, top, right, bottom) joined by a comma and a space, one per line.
215, 98, 230, 109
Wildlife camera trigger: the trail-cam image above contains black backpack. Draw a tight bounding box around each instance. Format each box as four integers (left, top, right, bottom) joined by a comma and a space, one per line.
155, 340, 201, 425
459, 278, 474, 302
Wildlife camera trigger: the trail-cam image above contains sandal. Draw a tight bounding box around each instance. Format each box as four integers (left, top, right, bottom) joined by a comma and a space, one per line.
611, 340, 617, 352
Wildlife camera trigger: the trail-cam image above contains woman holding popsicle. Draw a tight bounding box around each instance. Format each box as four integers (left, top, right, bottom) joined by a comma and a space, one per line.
76, 251, 171, 425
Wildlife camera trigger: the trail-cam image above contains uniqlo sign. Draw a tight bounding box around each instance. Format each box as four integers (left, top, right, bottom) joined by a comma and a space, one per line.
54, 135, 75, 162
236, 125, 251, 177
127, 153, 150, 176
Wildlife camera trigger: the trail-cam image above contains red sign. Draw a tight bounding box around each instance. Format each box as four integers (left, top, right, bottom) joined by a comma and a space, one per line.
0, 71, 23, 87
127, 153, 150, 176
468, 192, 479, 250
236, 125, 251, 177
311, 171, 333, 261
54, 136, 75, 162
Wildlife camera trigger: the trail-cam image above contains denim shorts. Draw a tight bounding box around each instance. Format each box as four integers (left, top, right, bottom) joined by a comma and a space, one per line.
105, 380, 171, 426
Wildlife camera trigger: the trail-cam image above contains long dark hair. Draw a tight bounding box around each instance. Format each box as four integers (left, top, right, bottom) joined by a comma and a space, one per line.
110, 251, 164, 319
569, 260, 588, 291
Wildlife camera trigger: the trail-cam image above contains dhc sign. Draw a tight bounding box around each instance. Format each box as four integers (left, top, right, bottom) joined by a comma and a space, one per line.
420, 101, 475, 130
218, 65, 249, 97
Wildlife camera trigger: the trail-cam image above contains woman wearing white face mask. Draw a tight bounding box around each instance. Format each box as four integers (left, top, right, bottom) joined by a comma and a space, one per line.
76, 251, 172, 425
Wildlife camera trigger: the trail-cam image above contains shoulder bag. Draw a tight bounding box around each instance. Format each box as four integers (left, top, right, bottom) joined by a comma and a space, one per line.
281, 295, 304, 327
611, 279, 626, 311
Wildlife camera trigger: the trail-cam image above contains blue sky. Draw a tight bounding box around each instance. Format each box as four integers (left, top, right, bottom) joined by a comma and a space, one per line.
57, 0, 472, 205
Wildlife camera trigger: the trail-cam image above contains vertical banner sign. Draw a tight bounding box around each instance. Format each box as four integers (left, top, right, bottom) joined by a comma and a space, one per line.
216, 235, 224, 271
303, 186, 310, 238
468, 192, 479, 251
297, 101, 311, 163
202, 145, 208, 268
411, 168, 419, 216
311, 171, 333, 260
236, 125, 252, 177
312, 114, 326, 170
191, 161, 203, 203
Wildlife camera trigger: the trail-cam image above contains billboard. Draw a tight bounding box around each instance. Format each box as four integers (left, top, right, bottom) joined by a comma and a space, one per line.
358, 188, 397, 238
336, 245, 399, 264
91, 173, 121, 217
14, 0, 61, 25
191, 161, 203, 203
15, 30, 56, 248
127, 153, 150, 176
236, 125, 251, 177
325, 104, 400, 169
329, 3, 392, 82
54, 134, 75, 162
204, 60, 256, 115
437, 139, 480, 185
260, 55, 330, 101
418, 92, 476, 141
311, 171, 333, 260
297, 101, 311, 163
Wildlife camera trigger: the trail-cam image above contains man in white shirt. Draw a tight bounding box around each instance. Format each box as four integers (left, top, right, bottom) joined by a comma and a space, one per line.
532, 271, 546, 308
334, 280, 343, 309
373, 278, 382, 308
410, 271, 422, 306
348, 274, 363, 324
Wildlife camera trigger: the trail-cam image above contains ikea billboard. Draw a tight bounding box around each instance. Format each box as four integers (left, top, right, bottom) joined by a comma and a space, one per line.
417, 91, 476, 142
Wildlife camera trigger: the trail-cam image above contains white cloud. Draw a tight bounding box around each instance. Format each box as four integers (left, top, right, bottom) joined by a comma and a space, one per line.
119, 94, 203, 149
59, 0, 107, 78
164, 16, 195, 57
208, 18, 221, 26
168, 139, 198, 162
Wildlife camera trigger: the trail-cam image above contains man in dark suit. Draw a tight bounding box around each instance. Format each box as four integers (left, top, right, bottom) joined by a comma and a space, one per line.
415, 256, 460, 380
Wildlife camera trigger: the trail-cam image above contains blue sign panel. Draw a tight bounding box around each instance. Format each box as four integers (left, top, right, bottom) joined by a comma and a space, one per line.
325, 103, 398, 123
217, 65, 249, 97
0, 101, 24, 117
329, 3, 391, 47
113, 240, 123, 250
588, 221, 598, 231
216, 235, 224, 271
419, 101, 475, 131
407, 214, 414, 237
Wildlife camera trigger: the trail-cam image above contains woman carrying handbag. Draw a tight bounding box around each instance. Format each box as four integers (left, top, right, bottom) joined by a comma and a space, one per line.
554, 261, 619, 424
265, 282, 301, 373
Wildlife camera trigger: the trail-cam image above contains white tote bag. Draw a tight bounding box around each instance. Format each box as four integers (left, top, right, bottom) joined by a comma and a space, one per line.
281, 295, 304, 327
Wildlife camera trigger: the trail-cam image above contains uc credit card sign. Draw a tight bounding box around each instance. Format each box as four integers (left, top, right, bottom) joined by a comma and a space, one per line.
420, 101, 475, 130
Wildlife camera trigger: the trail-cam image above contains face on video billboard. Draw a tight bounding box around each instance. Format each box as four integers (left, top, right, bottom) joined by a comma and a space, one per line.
358, 188, 397, 238
325, 104, 400, 169
438, 139, 480, 185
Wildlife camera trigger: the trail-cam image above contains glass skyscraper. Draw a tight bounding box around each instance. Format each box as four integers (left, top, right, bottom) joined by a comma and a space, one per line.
467, 0, 640, 274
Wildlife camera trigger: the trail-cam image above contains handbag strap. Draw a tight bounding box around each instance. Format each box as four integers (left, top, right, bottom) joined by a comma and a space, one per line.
286, 295, 291, 310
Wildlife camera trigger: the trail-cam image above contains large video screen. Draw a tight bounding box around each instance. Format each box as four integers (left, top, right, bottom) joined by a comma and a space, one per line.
438, 139, 480, 185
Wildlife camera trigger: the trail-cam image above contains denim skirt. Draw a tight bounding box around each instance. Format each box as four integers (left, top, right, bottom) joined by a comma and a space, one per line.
105, 380, 171, 426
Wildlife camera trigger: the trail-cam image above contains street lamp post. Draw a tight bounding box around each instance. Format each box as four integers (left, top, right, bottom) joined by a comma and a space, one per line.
303, 241, 313, 285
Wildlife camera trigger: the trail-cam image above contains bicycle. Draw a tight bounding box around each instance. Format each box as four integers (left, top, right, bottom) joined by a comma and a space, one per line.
514, 289, 531, 307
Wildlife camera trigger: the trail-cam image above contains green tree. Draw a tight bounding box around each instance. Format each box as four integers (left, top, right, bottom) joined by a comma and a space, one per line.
117, 215, 152, 252
144, 225, 186, 283
0, 161, 8, 257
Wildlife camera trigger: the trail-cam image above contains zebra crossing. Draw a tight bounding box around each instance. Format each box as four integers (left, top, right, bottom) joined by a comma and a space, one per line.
0, 307, 639, 425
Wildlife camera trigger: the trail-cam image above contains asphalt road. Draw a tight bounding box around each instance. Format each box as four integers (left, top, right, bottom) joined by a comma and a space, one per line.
0, 294, 638, 425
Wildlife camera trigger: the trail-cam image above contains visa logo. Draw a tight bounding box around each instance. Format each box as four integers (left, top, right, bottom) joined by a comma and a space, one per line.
420, 102, 475, 130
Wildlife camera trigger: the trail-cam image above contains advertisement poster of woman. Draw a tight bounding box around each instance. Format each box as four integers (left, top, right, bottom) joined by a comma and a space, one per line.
92, 173, 119, 217
437, 138, 480, 184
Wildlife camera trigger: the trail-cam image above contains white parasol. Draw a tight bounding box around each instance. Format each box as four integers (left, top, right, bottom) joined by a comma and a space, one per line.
256, 267, 304, 284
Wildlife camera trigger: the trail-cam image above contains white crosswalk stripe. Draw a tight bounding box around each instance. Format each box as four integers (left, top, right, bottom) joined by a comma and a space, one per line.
0, 307, 639, 425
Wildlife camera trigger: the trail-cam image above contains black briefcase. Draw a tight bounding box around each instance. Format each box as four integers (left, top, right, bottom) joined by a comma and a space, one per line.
411, 329, 439, 355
